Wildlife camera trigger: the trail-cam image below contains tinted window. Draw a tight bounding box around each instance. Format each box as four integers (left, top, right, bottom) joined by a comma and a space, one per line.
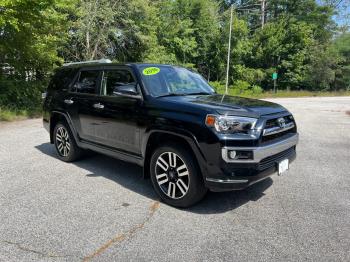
73, 70, 100, 94
48, 68, 77, 90
101, 69, 136, 96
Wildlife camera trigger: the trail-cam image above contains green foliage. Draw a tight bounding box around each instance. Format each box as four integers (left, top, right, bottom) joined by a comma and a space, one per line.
0, 78, 46, 110
249, 18, 316, 89
210, 80, 263, 96
1, 0, 350, 120
305, 45, 339, 90
0, 0, 76, 78
333, 32, 350, 90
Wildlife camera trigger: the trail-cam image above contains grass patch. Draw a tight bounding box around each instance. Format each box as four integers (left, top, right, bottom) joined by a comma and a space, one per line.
217, 89, 350, 99
256, 90, 350, 98
0, 107, 42, 122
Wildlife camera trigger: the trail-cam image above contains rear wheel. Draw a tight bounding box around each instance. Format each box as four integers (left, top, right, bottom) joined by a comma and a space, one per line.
150, 144, 207, 207
53, 122, 83, 162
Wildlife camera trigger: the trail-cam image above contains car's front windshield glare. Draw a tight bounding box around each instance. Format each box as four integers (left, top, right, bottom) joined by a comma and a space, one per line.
139, 66, 215, 97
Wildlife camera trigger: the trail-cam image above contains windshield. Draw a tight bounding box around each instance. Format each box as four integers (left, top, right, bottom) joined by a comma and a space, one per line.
138, 65, 215, 97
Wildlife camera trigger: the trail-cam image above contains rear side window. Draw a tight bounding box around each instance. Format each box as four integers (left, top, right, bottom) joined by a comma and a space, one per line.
72, 70, 100, 94
101, 69, 136, 96
48, 68, 77, 90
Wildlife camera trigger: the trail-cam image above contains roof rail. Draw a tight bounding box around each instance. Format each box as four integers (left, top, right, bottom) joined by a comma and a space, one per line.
63, 59, 112, 67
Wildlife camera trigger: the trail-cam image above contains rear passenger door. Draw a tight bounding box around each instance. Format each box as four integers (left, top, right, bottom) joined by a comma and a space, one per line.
66, 68, 102, 143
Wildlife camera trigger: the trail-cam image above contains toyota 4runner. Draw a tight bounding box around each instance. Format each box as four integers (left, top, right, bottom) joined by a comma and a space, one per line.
43, 60, 298, 207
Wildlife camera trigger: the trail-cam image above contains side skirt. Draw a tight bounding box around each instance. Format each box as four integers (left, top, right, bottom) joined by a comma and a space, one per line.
78, 140, 144, 166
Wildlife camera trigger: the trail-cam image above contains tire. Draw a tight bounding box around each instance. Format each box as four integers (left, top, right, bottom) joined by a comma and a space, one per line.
150, 144, 207, 207
53, 121, 83, 162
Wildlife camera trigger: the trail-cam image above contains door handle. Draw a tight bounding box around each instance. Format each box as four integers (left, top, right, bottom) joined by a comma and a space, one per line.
64, 99, 74, 105
93, 103, 104, 109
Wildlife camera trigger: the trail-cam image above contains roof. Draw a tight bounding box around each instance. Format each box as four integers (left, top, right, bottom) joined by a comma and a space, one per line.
61, 60, 175, 69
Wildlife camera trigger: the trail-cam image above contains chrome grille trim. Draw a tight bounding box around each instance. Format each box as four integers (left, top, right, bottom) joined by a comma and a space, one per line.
263, 122, 295, 136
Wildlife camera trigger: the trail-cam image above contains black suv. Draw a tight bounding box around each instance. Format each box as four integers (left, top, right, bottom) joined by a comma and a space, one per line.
43, 60, 298, 207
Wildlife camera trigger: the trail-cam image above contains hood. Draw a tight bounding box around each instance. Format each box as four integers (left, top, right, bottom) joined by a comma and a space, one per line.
158, 94, 287, 117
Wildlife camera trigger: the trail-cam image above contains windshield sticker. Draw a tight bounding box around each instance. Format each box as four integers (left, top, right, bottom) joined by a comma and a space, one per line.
143, 67, 160, 76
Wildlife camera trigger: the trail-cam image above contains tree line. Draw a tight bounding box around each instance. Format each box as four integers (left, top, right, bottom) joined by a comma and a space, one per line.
1, 0, 350, 108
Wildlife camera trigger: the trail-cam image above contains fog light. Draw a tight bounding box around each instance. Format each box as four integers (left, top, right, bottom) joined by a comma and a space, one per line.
228, 150, 237, 159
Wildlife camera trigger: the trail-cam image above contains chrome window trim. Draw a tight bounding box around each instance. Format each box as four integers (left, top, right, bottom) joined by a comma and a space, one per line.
222, 133, 299, 163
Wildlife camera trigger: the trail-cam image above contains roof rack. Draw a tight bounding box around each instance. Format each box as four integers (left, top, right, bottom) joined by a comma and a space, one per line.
63, 59, 112, 67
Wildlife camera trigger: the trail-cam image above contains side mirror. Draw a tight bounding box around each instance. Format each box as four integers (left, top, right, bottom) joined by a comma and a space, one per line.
73, 82, 81, 91
113, 84, 141, 98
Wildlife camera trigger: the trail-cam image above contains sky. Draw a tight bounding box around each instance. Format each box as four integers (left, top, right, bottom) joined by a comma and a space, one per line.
317, 0, 350, 27
335, 5, 350, 26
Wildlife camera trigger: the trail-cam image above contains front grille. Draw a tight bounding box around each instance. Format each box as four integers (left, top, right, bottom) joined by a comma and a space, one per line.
261, 115, 296, 143
258, 147, 295, 171
261, 129, 295, 143
265, 115, 294, 129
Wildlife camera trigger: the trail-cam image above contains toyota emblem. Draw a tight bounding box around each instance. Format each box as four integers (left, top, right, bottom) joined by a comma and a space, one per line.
277, 117, 286, 128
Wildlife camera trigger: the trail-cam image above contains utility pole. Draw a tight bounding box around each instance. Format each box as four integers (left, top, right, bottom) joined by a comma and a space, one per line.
225, 4, 234, 95
261, 0, 266, 28
225, 2, 261, 94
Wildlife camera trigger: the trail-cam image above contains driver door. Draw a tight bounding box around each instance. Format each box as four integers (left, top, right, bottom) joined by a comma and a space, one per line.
89, 67, 142, 155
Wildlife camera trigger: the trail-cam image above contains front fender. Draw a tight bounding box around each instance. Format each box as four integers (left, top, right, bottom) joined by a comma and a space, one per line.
141, 126, 208, 178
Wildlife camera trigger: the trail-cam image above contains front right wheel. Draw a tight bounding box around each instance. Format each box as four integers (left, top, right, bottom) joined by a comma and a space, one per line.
150, 144, 207, 207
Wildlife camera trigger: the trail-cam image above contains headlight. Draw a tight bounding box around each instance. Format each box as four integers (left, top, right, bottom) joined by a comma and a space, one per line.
205, 115, 258, 134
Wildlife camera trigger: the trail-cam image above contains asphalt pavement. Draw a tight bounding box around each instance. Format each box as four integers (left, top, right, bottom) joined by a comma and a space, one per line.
0, 97, 349, 261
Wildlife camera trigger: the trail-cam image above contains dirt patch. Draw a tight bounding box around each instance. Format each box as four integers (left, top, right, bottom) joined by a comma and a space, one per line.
346, 111, 350, 116
149, 201, 160, 213
83, 201, 160, 261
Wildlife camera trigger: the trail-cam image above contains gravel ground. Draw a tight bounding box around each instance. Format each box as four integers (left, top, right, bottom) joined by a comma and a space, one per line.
0, 97, 349, 262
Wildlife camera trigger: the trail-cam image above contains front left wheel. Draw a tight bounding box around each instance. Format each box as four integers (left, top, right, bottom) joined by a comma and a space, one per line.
53, 122, 83, 162
150, 144, 207, 207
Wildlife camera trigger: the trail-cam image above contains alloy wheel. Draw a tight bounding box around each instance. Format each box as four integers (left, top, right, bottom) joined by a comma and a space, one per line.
155, 152, 190, 199
55, 126, 71, 157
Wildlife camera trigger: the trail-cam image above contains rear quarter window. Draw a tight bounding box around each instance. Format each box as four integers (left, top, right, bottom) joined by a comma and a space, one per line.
48, 68, 78, 91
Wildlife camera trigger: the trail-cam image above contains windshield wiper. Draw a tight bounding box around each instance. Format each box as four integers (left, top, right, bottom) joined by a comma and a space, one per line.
186, 92, 213, 96
157, 92, 213, 98
156, 93, 188, 98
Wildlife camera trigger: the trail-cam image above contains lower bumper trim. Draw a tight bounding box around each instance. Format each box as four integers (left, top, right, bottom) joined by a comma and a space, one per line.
206, 178, 248, 184
206, 149, 296, 192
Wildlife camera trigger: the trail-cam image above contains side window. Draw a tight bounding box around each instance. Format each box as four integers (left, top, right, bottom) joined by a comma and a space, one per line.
48, 68, 77, 91
73, 70, 100, 94
101, 69, 137, 96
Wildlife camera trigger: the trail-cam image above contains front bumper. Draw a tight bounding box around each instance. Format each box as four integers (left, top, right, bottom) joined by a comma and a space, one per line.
204, 133, 298, 192
222, 133, 299, 163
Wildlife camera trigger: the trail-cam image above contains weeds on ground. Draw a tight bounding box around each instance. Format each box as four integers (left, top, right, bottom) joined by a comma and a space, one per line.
0, 107, 41, 121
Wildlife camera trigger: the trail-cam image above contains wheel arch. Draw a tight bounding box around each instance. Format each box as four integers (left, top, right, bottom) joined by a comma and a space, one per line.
49, 111, 78, 144
142, 130, 207, 179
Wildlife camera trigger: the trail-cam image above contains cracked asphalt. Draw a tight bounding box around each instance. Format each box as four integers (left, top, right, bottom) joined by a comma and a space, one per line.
1, 97, 350, 262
